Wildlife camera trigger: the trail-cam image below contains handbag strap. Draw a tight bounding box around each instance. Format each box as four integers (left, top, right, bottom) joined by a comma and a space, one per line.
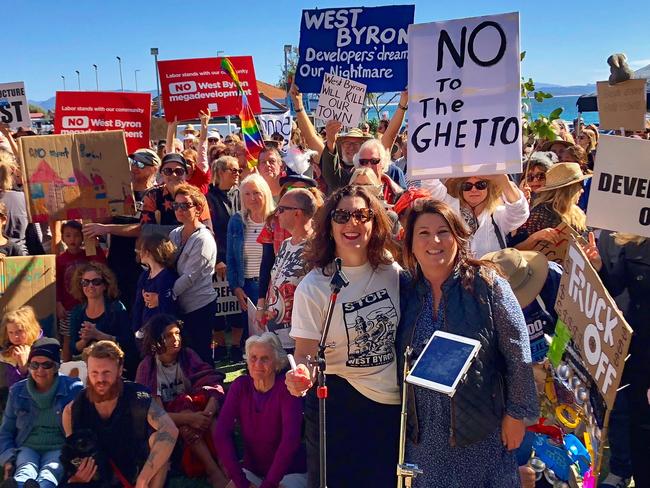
109, 458, 134, 488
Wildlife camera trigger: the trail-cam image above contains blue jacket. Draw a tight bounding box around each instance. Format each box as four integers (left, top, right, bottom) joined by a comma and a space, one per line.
0, 374, 83, 464
226, 213, 247, 289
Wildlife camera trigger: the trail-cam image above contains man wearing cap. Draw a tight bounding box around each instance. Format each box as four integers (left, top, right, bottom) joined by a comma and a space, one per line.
0, 338, 83, 488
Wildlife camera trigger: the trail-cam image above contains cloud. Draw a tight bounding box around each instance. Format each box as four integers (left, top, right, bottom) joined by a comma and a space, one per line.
629, 59, 650, 69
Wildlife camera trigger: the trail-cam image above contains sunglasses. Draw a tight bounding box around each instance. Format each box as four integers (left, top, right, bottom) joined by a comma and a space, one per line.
526, 173, 546, 183
161, 167, 186, 177
358, 158, 382, 167
129, 158, 146, 169
172, 202, 195, 211
80, 278, 105, 287
330, 208, 374, 224
28, 360, 56, 370
223, 167, 243, 175
277, 205, 304, 214
461, 180, 488, 191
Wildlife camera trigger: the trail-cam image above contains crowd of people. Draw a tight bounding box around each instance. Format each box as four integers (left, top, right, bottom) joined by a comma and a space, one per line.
0, 85, 648, 488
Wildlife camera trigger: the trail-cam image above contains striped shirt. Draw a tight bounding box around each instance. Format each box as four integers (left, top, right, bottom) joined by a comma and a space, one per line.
244, 221, 265, 278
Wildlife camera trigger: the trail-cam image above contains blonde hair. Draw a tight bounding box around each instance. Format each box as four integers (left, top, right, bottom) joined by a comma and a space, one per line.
349, 167, 381, 186
239, 173, 275, 221
211, 155, 239, 186
447, 177, 503, 216
533, 182, 586, 232
0, 306, 41, 353
613, 233, 647, 246
0, 156, 15, 192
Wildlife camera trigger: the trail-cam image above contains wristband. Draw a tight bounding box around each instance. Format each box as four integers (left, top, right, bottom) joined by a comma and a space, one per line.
398, 103, 408, 111
295, 107, 304, 113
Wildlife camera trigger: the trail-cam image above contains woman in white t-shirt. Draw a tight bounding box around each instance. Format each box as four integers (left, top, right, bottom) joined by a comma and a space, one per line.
226, 173, 275, 362
286, 185, 402, 488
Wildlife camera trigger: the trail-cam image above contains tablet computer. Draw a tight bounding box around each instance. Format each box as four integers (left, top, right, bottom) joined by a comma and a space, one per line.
406, 330, 481, 397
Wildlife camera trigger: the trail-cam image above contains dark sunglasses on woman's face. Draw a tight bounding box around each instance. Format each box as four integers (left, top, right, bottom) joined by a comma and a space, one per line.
172, 202, 195, 211
28, 360, 56, 370
80, 278, 105, 288
358, 158, 382, 167
330, 208, 374, 224
129, 158, 146, 169
526, 173, 546, 182
161, 167, 186, 177
461, 180, 488, 192
224, 167, 243, 175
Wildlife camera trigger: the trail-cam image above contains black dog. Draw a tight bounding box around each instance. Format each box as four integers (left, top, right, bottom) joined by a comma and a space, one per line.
60, 429, 112, 487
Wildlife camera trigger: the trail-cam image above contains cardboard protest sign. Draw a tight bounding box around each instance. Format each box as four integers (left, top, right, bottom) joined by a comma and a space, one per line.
315, 74, 366, 127
157, 56, 261, 122
19, 131, 136, 223
213, 278, 241, 317
0, 255, 56, 337
532, 222, 585, 267
596, 79, 647, 132
587, 135, 650, 237
258, 111, 292, 146
554, 240, 633, 409
54, 91, 151, 153
294, 5, 414, 93
0, 82, 31, 130
407, 12, 522, 179
150, 117, 168, 141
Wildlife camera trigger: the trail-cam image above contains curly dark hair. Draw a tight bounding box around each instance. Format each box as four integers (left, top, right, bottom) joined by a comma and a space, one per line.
70, 262, 120, 302
401, 199, 499, 292
304, 185, 396, 273
140, 314, 184, 358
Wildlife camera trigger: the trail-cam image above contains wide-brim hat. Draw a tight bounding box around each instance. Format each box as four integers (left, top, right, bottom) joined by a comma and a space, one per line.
481, 249, 549, 308
183, 124, 198, 135
336, 127, 372, 150
540, 139, 573, 152
535, 162, 591, 192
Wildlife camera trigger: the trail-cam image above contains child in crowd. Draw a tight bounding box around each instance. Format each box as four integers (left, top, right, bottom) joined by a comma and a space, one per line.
0, 203, 23, 257
132, 234, 179, 338
55, 221, 106, 361
0, 306, 42, 414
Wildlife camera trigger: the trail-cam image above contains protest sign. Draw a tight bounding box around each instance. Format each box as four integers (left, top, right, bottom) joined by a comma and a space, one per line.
596, 79, 647, 132
19, 131, 136, 223
407, 12, 522, 179
258, 111, 292, 146
150, 117, 168, 141
294, 5, 414, 93
0, 82, 31, 130
532, 222, 585, 268
213, 277, 241, 317
315, 73, 366, 127
587, 135, 650, 237
554, 239, 633, 409
54, 91, 150, 153
0, 255, 56, 337
157, 56, 261, 121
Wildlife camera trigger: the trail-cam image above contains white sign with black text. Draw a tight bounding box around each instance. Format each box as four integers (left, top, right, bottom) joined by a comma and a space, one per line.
258, 111, 292, 146
0, 82, 31, 130
316, 73, 366, 128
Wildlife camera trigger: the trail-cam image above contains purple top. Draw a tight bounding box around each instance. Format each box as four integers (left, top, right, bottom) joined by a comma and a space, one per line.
213, 374, 306, 488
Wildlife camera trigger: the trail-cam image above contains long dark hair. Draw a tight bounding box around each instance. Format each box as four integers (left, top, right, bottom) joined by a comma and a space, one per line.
140, 314, 183, 357
304, 185, 395, 273
401, 199, 498, 292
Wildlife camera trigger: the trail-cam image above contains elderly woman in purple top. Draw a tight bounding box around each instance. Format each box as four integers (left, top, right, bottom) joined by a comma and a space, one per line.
214, 333, 307, 488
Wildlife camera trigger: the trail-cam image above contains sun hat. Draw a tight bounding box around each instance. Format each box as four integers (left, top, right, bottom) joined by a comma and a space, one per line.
335, 127, 372, 156
535, 162, 591, 192
481, 248, 549, 308
207, 130, 221, 140
183, 124, 198, 136
540, 139, 573, 152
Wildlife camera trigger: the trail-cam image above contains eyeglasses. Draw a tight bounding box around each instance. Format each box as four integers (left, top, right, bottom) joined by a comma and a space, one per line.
277, 205, 304, 214
161, 167, 186, 177
526, 173, 546, 183
461, 180, 488, 191
330, 208, 374, 224
80, 278, 105, 287
28, 360, 56, 370
172, 202, 195, 211
129, 158, 146, 169
358, 158, 382, 167
223, 167, 243, 175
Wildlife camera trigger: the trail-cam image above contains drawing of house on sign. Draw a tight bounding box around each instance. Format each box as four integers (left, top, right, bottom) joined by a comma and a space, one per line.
29, 160, 80, 221
72, 169, 109, 219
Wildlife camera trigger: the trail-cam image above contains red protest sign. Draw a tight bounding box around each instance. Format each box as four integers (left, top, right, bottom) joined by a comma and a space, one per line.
157, 56, 261, 121
54, 91, 151, 153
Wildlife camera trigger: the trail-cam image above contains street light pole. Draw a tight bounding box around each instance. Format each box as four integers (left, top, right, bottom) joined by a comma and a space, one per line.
116, 56, 124, 91
92, 64, 99, 90
151, 48, 161, 116
61, 75, 66, 90
75, 70, 81, 90
283, 44, 292, 110
134, 69, 140, 91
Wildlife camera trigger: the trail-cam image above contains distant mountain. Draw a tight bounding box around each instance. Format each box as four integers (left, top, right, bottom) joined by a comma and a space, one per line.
635, 64, 650, 79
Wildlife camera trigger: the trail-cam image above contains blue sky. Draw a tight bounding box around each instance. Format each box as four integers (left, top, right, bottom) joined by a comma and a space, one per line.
6, 0, 649, 101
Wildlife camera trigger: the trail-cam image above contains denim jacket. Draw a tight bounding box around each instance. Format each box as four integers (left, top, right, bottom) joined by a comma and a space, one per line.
226, 213, 247, 289
0, 374, 83, 464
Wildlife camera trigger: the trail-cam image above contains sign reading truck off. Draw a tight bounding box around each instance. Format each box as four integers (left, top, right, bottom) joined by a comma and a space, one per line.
157, 56, 262, 121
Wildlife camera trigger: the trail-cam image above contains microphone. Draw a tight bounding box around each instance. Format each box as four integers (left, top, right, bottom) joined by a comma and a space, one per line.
330, 257, 350, 293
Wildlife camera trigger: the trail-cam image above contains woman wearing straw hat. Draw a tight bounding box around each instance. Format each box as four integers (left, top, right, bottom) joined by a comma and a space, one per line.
511, 162, 591, 251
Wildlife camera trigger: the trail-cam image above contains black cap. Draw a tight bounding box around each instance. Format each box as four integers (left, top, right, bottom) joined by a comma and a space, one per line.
28, 337, 61, 364
161, 153, 188, 173
279, 173, 318, 188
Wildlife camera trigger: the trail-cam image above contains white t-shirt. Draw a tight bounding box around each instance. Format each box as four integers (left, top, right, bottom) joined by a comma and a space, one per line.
244, 221, 264, 278
291, 261, 401, 405
156, 358, 188, 403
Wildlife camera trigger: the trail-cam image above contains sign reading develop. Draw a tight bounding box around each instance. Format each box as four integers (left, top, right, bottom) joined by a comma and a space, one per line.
554, 241, 633, 409
0, 81, 31, 130
587, 135, 650, 237
54, 91, 151, 153
157, 56, 261, 121
408, 12, 522, 179
316, 73, 366, 127
20, 131, 135, 223
596, 79, 647, 132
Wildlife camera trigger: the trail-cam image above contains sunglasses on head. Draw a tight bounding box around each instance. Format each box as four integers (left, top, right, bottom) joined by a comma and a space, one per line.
172, 202, 195, 211
28, 360, 56, 370
526, 173, 546, 182
161, 167, 186, 177
80, 278, 105, 287
359, 158, 382, 167
277, 205, 304, 214
330, 208, 374, 224
461, 180, 488, 192
129, 158, 146, 169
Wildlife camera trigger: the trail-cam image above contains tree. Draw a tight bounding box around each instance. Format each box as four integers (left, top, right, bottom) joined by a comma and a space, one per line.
29, 103, 48, 114
277, 48, 299, 91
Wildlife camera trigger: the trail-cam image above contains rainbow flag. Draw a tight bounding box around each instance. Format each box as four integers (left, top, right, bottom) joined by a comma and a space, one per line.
221, 57, 264, 169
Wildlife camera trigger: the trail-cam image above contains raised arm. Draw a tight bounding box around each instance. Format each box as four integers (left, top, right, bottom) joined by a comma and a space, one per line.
165, 118, 179, 154
289, 83, 324, 155
380, 91, 408, 151
196, 109, 210, 173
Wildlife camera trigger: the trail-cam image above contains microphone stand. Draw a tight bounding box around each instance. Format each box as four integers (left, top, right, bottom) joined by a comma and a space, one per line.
309, 257, 349, 488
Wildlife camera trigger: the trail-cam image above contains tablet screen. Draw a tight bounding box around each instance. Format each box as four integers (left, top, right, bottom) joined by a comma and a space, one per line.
411, 336, 476, 387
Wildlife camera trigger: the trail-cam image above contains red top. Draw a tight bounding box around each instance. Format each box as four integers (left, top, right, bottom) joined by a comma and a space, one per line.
187, 165, 211, 195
